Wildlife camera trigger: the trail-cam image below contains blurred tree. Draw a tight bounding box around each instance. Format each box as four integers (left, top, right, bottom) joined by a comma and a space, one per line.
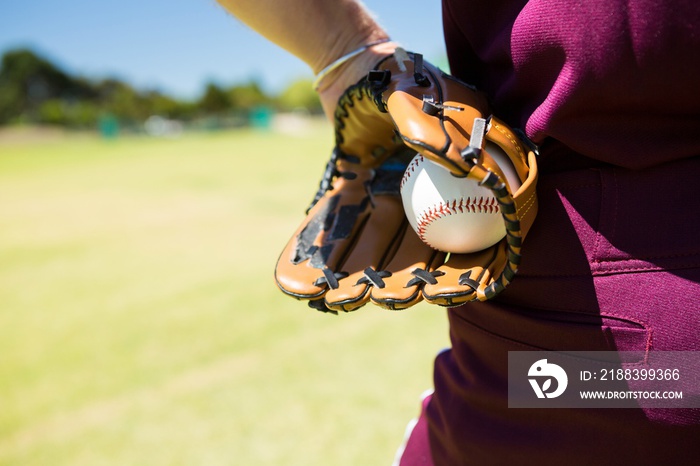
228, 81, 270, 110
0, 48, 333, 129
0, 79, 22, 123
96, 79, 150, 123
37, 98, 100, 128
0, 48, 95, 123
145, 90, 183, 118
37, 99, 65, 125
276, 78, 322, 113
198, 82, 231, 114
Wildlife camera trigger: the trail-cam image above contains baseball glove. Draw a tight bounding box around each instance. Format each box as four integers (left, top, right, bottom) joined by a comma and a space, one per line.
274, 49, 538, 313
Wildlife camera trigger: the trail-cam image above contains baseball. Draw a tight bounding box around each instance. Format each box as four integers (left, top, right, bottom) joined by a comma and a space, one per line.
400, 143, 521, 254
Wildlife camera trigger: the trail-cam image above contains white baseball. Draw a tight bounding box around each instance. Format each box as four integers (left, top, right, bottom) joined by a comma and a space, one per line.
400, 143, 521, 254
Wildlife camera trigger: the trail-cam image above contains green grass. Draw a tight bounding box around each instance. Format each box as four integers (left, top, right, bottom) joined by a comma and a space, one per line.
0, 125, 449, 466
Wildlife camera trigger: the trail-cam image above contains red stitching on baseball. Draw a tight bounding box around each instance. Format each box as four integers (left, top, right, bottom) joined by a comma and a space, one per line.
416, 197, 500, 246
400, 154, 425, 190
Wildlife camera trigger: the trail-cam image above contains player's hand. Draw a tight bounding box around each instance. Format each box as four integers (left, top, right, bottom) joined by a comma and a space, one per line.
275, 49, 538, 312
274, 72, 442, 312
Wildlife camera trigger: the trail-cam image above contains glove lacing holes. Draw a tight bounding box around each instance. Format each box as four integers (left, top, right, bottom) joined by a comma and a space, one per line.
406, 268, 445, 287
356, 267, 392, 289
314, 268, 349, 290
457, 270, 480, 291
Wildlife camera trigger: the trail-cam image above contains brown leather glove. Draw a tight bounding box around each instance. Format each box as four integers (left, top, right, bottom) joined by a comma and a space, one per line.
275, 49, 538, 312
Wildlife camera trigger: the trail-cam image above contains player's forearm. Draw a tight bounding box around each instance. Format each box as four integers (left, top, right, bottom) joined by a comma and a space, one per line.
215, 0, 388, 73
217, 0, 398, 117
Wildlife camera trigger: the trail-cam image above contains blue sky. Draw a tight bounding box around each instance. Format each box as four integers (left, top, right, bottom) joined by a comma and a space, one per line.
0, 0, 447, 99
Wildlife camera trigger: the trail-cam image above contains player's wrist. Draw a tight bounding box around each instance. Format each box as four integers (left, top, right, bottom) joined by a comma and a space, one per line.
316, 40, 399, 120
313, 38, 393, 90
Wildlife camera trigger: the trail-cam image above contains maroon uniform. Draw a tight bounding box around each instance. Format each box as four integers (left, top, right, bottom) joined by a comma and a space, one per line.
397, 1, 700, 464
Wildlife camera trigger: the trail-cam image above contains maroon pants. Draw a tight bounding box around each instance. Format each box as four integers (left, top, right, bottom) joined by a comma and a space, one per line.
398, 155, 700, 465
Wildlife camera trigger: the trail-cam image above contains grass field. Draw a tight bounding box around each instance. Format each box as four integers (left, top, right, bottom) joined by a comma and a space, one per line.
0, 123, 449, 466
